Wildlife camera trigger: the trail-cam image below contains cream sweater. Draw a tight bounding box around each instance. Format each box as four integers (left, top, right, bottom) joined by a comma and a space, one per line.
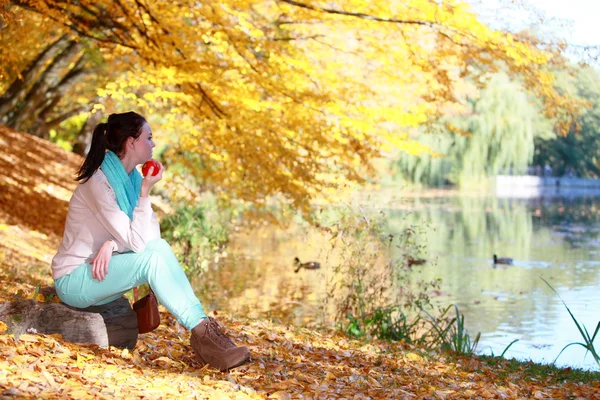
51, 169, 161, 279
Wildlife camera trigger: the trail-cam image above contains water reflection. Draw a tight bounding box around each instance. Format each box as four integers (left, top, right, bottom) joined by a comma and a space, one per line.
194, 191, 600, 370
191, 228, 338, 328
383, 194, 600, 370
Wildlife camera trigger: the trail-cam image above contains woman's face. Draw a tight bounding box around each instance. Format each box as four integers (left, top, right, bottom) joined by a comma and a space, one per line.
130, 122, 155, 164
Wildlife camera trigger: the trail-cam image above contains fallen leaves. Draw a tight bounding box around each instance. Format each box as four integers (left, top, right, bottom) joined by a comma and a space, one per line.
0, 290, 600, 399
3, 297, 600, 399
1, 128, 600, 398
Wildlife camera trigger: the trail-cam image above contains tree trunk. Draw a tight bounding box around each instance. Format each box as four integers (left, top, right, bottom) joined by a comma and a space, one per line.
30, 56, 90, 137
8, 40, 84, 134
0, 291, 139, 349
0, 34, 70, 121
72, 104, 103, 155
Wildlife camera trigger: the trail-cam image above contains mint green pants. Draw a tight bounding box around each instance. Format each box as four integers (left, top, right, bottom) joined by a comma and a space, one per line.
54, 238, 206, 330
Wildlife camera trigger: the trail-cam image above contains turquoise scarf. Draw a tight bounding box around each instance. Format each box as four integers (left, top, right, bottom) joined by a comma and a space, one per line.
101, 151, 142, 220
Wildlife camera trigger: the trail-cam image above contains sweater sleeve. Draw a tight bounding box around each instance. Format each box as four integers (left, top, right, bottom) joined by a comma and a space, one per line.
80, 172, 154, 253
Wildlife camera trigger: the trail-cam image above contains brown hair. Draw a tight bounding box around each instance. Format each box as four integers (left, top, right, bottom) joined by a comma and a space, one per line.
76, 111, 147, 182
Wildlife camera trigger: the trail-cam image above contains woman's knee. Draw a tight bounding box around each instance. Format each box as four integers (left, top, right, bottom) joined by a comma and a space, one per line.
144, 244, 168, 265
147, 238, 172, 252
145, 240, 181, 268
141, 238, 184, 276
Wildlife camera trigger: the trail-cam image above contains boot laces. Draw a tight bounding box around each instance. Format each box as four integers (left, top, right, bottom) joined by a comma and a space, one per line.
206, 317, 236, 349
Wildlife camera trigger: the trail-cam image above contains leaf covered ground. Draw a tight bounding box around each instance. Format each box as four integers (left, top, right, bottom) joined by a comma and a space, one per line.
1, 126, 599, 399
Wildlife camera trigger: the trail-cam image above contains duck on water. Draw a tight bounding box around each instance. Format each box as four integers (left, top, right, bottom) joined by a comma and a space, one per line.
294, 257, 321, 273
493, 254, 513, 265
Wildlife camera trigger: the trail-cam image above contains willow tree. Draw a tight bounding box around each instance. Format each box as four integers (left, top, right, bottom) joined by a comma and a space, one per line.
394, 73, 555, 186
0, 0, 583, 212
454, 73, 555, 184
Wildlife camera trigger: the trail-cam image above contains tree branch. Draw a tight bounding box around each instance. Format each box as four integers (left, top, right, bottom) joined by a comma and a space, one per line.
278, 0, 435, 27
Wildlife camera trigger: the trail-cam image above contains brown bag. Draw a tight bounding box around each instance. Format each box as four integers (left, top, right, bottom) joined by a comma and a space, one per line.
132, 287, 160, 334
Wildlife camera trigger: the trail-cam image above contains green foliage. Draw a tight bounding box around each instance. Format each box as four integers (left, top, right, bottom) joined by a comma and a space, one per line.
424, 304, 481, 355
160, 201, 231, 277
393, 72, 553, 187
322, 205, 488, 355
534, 66, 600, 178
474, 355, 600, 384
344, 307, 423, 343
486, 339, 519, 359
47, 114, 88, 151
319, 207, 440, 344
542, 278, 600, 369
392, 133, 455, 187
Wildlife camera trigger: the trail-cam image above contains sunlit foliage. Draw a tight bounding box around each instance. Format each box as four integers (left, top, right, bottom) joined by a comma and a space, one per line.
0, 0, 583, 211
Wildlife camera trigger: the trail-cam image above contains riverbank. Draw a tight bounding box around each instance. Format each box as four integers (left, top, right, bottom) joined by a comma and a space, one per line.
496, 175, 600, 198
1, 126, 599, 398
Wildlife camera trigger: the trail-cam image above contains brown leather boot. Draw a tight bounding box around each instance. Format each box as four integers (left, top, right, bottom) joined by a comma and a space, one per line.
190, 317, 250, 371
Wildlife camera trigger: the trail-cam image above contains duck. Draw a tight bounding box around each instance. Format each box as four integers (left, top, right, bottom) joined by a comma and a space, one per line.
294, 257, 321, 273
406, 256, 427, 266
493, 254, 513, 265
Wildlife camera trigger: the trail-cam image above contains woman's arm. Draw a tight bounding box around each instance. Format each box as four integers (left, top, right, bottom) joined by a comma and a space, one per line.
80, 168, 161, 253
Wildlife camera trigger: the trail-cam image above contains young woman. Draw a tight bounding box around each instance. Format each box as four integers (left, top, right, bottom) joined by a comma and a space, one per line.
51, 111, 249, 371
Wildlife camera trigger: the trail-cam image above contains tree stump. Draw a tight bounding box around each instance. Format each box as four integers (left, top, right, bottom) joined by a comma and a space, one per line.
0, 287, 138, 349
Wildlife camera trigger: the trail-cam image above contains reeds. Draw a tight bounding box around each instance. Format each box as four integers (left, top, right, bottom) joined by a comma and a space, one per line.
423, 304, 481, 355
541, 277, 600, 368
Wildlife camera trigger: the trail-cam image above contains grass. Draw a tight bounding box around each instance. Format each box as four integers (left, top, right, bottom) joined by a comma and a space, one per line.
344, 306, 423, 342
423, 304, 481, 355
468, 355, 600, 385
541, 277, 600, 369
324, 208, 486, 356
485, 338, 520, 358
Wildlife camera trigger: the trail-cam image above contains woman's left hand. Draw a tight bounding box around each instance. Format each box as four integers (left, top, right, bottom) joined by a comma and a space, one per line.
92, 240, 116, 281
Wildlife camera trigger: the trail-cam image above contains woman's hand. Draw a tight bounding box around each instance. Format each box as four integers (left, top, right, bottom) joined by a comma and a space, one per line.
140, 161, 164, 198
92, 240, 116, 281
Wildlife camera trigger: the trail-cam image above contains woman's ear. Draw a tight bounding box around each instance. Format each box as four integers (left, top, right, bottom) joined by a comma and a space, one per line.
121, 136, 134, 156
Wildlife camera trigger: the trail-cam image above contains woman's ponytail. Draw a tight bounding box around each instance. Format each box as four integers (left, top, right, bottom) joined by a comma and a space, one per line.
76, 122, 108, 182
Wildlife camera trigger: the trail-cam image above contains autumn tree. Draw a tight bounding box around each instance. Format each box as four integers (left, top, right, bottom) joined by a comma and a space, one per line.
0, 0, 583, 212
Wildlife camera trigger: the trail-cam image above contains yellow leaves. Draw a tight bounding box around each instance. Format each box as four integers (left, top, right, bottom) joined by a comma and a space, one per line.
76, 352, 95, 368
242, 98, 265, 113
40, 367, 59, 390
1, 0, 583, 215
0, 277, 599, 399
0, 131, 598, 400
406, 352, 423, 362
268, 391, 291, 399
120, 348, 132, 359
16, 334, 39, 343
323, 371, 337, 381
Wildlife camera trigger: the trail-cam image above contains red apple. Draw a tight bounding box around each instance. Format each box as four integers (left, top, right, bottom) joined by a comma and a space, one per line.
142, 159, 160, 177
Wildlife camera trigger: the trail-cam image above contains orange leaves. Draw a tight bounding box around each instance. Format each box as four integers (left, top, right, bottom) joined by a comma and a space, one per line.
0, 127, 81, 302
3, 0, 583, 214
1, 278, 600, 398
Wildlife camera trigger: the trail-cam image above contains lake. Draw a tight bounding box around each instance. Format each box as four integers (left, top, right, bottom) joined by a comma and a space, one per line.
194, 189, 600, 371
